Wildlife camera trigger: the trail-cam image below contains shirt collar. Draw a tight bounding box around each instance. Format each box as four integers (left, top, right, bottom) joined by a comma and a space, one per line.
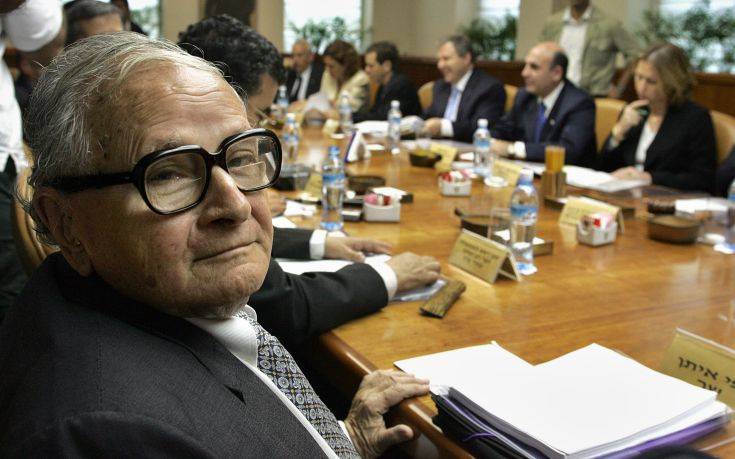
300, 64, 312, 80
563, 6, 592, 24
454, 67, 474, 92
539, 81, 565, 115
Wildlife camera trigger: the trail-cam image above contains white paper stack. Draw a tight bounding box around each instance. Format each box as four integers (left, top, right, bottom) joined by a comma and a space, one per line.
563, 166, 648, 193
396, 343, 730, 458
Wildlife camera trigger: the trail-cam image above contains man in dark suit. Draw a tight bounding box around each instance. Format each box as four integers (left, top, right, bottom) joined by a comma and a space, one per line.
354, 41, 421, 122
423, 35, 506, 142
0, 32, 429, 457
286, 39, 324, 103
179, 16, 442, 349
491, 42, 596, 166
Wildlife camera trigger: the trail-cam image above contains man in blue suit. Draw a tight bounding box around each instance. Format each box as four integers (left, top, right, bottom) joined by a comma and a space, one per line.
491, 42, 596, 166
423, 35, 506, 142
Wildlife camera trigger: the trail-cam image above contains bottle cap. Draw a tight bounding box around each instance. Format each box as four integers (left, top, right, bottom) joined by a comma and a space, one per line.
478, 118, 488, 128
519, 168, 534, 184
391, 100, 400, 108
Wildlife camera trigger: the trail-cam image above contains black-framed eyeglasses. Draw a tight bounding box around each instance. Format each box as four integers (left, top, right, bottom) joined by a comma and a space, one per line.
46, 128, 282, 215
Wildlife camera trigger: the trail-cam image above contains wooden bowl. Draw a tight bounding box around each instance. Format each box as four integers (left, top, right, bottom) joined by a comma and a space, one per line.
647, 215, 701, 244
347, 175, 386, 195
409, 152, 440, 168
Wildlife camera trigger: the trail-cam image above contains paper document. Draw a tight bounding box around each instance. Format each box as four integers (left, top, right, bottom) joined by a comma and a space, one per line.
272, 216, 297, 228
563, 166, 648, 193
450, 343, 727, 459
354, 121, 388, 136
303, 91, 331, 113
283, 200, 316, 217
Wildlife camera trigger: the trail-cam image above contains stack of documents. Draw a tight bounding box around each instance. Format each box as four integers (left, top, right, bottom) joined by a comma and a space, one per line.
562, 166, 648, 193
395, 343, 730, 458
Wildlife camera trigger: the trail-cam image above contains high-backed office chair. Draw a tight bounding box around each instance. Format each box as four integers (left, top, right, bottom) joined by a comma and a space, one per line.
10, 164, 57, 275
711, 110, 735, 165
503, 84, 517, 113
594, 98, 626, 151
418, 80, 434, 111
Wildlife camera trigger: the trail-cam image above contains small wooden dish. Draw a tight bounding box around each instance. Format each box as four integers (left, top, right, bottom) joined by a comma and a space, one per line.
647, 215, 701, 244
348, 175, 386, 195
409, 152, 440, 168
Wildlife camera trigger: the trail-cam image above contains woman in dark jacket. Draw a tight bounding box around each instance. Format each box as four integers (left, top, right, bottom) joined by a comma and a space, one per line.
598, 43, 716, 193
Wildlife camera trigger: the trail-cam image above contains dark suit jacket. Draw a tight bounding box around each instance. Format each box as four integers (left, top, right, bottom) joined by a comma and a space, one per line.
598, 100, 717, 193
0, 254, 329, 457
254, 227, 387, 348
353, 72, 421, 122
285, 63, 324, 103
423, 69, 506, 142
492, 81, 596, 166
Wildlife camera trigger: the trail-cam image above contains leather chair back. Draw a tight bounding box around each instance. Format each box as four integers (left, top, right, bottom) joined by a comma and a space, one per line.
711, 110, 735, 164
594, 98, 626, 151
504, 84, 517, 113
418, 81, 434, 111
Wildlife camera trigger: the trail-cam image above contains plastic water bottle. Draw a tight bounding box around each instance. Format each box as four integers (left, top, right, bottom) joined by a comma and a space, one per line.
509, 169, 539, 275
321, 143, 345, 232
388, 100, 402, 155
283, 113, 300, 164
276, 85, 289, 122
728, 179, 735, 202
473, 118, 492, 178
339, 92, 353, 134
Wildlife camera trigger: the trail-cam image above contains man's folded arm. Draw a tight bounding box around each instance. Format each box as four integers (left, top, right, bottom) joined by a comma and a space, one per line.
250, 260, 389, 348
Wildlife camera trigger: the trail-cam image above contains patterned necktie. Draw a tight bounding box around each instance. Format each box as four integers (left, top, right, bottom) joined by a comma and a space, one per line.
247, 318, 360, 459
534, 101, 547, 142
443, 86, 461, 122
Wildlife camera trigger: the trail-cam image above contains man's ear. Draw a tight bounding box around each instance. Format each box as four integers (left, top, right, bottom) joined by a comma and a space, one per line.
33, 188, 94, 277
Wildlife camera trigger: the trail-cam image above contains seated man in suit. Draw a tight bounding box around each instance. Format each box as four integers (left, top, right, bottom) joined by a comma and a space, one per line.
491, 42, 596, 166
179, 16, 441, 347
287, 39, 324, 104
0, 32, 429, 457
423, 35, 505, 142
354, 41, 421, 122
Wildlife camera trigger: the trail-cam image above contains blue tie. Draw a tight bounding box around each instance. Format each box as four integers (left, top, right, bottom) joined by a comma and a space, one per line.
443, 86, 461, 122
534, 101, 547, 142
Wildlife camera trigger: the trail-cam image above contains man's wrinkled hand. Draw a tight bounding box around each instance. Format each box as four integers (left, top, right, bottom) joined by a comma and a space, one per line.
324, 236, 392, 262
344, 370, 430, 459
385, 252, 441, 293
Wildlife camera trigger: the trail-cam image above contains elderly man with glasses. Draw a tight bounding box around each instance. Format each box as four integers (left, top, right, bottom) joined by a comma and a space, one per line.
0, 32, 428, 457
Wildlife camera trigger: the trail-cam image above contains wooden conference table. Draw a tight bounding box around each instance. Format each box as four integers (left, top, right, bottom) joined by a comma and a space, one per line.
284, 128, 735, 458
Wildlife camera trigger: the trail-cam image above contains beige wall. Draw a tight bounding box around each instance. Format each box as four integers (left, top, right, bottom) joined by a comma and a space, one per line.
161, 0, 202, 42
253, 0, 284, 50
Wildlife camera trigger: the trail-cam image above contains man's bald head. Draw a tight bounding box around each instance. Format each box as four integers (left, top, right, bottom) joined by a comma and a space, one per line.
291, 39, 314, 73
521, 41, 568, 97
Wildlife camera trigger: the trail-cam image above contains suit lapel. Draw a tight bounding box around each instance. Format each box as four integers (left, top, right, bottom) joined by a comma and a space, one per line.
456, 70, 477, 121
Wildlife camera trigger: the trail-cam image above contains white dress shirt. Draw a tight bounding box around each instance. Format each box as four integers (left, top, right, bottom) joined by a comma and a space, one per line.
0, 0, 63, 171
440, 68, 474, 138
512, 82, 565, 159
187, 307, 343, 459
634, 121, 656, 171
558, 7, 591, 86
293, 65, 313, 102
